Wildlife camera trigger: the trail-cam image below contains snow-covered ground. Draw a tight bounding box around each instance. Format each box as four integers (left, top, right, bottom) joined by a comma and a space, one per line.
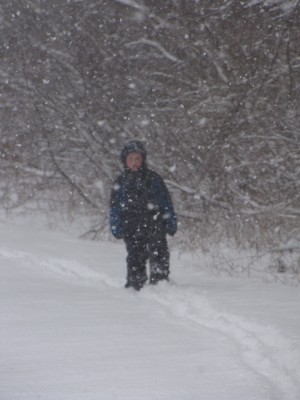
1, 219, 300, 400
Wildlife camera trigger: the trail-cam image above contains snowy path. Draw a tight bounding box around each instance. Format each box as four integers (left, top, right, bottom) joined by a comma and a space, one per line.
1, 221, 300, 399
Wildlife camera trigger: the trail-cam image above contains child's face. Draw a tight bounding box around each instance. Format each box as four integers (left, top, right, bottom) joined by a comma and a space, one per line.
125, 152, 143, 171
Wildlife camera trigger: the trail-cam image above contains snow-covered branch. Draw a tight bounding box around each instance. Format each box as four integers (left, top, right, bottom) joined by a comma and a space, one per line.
125, 38, 179, 62
115, 0, 145, 10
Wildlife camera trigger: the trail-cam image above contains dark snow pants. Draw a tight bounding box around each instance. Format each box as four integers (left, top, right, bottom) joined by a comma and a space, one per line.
124, 232, 170, 288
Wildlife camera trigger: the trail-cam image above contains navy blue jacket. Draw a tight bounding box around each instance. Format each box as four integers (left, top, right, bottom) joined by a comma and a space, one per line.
110, 167, 177, 240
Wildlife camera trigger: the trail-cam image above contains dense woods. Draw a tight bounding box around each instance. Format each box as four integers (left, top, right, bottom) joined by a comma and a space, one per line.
0, 1, 299, 266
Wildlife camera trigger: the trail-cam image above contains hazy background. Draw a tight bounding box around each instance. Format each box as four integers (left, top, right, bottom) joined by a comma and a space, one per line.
0, 0, 299, 262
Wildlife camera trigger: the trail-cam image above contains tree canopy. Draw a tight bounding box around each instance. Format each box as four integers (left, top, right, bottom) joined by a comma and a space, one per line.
0, 0, 299, 253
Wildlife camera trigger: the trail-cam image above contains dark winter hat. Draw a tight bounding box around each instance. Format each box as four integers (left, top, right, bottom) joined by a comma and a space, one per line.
120, 139, 147, 164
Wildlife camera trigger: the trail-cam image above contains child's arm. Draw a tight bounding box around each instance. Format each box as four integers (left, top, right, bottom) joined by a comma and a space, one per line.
109, 179, 124, 239
154, 175, 177, 236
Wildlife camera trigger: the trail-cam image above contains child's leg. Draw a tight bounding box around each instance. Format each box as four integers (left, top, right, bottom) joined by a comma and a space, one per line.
124, 237, 148, 289
148, 234, 170, 284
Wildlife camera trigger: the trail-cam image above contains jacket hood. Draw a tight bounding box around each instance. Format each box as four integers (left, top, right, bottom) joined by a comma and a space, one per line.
120, 139, 147, 166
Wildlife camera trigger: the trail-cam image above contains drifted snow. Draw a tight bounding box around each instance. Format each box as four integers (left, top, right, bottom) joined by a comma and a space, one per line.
0, 220, 299, 400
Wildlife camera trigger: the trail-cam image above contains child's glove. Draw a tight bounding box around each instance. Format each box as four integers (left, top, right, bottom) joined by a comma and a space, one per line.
111, 225, 124, 239
166, 218, 177, 236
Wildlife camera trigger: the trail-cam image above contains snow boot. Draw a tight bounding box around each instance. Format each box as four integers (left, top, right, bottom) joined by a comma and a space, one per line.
124, 281, 144, 291
149, 273, 169, 285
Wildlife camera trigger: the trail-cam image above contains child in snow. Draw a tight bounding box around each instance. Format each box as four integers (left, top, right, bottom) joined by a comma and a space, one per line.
109, 139, 177, 290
